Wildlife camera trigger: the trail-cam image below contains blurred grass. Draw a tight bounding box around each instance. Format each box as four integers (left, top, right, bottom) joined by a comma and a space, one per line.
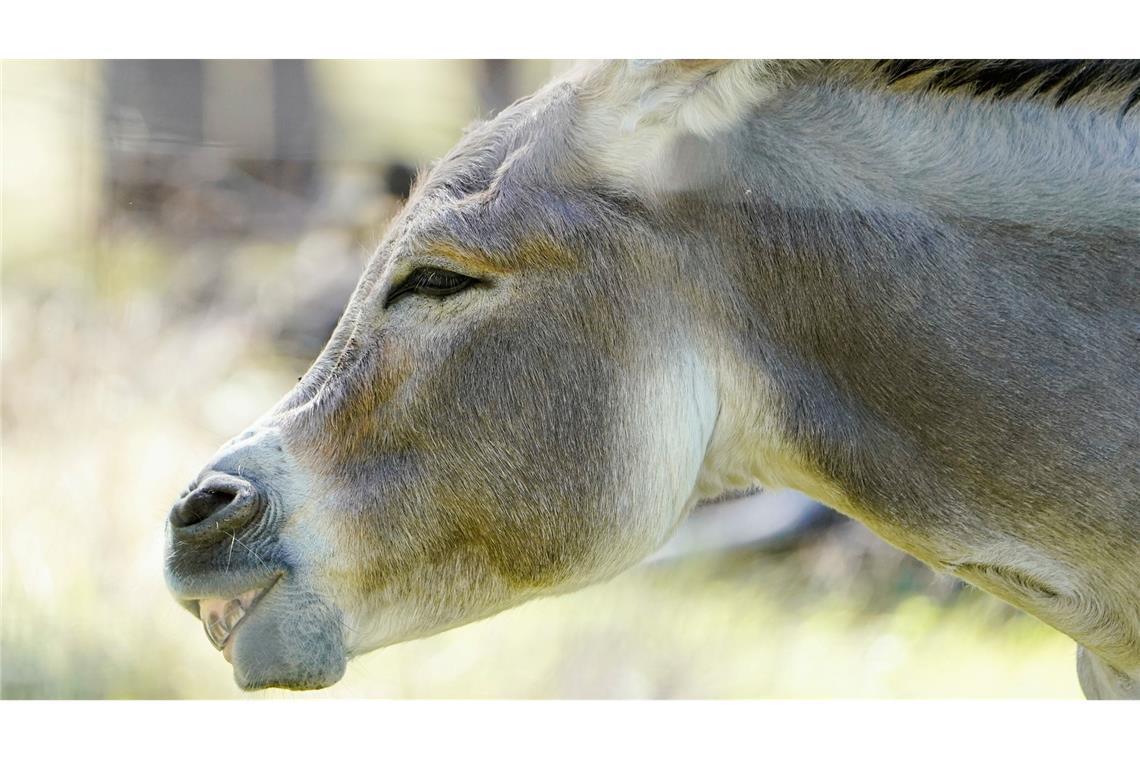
1, 60, 1082, 699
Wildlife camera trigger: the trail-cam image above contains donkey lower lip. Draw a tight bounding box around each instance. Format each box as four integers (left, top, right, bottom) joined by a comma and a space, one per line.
198, 581, 276, 654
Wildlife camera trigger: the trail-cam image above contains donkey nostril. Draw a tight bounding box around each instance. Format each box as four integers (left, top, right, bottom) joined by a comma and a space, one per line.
168, 472, 263, 535
171, 484, 241, 528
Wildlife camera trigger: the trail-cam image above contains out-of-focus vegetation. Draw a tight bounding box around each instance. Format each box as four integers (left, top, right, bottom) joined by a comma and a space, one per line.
1, 60, 1080, 699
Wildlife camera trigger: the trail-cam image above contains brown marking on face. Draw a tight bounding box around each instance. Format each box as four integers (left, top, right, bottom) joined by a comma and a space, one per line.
288, 250, 653, 608
428, 242, 517, 277
506, 239, 580, 271
407, 223, 583, 277
285, 328, 417, 479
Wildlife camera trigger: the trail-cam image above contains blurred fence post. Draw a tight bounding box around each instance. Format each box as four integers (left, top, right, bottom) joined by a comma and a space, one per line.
477, 60, 519, 116
102, 60, 323, 239
271, 59, 321, 201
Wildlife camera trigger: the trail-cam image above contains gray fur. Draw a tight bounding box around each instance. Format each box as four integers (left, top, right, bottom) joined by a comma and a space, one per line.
165, 60, 1140, 697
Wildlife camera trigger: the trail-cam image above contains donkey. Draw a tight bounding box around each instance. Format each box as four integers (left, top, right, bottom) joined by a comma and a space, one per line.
164, 60, 1140, 698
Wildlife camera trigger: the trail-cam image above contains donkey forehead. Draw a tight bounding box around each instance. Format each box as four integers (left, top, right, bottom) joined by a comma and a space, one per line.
420, 79, 581, 193
394, 166, 635, 274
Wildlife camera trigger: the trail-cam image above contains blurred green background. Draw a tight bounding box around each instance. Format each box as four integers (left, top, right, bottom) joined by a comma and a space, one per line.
1, 60, 1079, 698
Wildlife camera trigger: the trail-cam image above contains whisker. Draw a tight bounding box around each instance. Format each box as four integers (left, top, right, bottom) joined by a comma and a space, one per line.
223, 529, 273, 573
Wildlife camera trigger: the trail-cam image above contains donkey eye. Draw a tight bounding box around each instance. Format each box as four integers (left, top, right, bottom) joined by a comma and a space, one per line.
384, 267, 479, 307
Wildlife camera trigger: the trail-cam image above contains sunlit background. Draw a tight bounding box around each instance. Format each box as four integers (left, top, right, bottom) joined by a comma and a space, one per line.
2, 60, 1079, 698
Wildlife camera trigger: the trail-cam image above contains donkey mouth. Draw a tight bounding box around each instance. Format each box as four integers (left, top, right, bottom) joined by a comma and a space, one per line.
198, 582, 276, 661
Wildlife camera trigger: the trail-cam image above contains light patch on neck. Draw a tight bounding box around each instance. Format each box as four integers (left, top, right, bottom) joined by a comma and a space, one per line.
574, 60, 779, 191
615, 346, 721, 558
616, 339, 841, 560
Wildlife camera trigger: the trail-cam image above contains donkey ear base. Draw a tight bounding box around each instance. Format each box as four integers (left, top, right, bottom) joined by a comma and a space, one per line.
626, 59, 738, 80
591, 59, 776, 138
629, 58, 731, 68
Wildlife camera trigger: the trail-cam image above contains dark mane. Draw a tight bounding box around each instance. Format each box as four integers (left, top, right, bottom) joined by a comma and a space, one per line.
871, 60, 1140, 116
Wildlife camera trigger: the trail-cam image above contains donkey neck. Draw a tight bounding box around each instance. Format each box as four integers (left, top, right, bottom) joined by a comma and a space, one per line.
725, 82, 1138, 231
679, 82, 1139, 557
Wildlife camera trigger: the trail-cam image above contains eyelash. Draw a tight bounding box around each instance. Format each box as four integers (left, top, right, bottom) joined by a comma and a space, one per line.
384, 267, 480, 308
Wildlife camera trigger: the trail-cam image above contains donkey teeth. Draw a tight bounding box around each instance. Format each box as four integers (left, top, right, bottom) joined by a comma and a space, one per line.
197, 585, 273, 652
203, 613, 231, 650
223, 599, 245, 630
200, 597, 249, 650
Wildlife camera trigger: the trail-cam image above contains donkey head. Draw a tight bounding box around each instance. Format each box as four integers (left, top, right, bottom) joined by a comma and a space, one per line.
164, 62, 741, 690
